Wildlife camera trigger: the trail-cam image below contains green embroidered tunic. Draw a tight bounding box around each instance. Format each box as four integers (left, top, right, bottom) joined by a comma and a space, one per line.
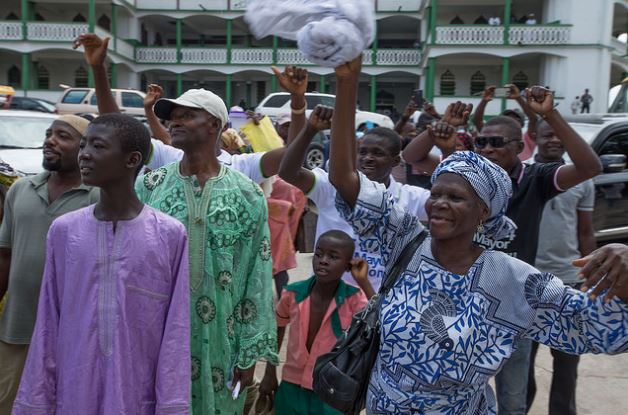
136, 163, 278, 415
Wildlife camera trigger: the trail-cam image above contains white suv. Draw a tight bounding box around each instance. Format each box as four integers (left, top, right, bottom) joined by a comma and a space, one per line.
256, 92, 394, 129
56, 88, 146, 116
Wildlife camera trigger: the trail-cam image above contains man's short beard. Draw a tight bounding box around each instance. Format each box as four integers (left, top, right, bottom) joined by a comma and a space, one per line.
42, 159, 61, 171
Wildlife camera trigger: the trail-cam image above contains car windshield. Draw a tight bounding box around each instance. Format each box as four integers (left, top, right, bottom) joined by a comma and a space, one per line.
0, 116, 52, 148
568, 123, 604, 145
37, 100, 56, 112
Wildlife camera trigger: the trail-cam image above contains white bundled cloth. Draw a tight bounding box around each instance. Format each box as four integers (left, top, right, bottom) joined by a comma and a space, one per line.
244, 0, 375, 67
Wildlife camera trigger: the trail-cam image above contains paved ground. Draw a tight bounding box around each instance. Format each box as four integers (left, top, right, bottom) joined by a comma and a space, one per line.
254, 253, 628, 414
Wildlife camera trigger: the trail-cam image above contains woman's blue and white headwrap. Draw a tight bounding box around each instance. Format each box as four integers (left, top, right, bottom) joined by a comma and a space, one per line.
431, 151, 517, 241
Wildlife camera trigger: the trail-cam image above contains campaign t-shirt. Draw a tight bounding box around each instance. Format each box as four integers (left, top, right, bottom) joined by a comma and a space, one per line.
308, 167, 430, 290
474, 161, 563, 266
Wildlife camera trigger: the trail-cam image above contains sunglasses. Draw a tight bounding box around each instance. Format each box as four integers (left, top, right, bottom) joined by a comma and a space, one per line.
475, 136, 521, 149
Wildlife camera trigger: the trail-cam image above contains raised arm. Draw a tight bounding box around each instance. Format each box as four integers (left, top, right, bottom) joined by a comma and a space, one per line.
144, 84, 171, 145
277, 105, 332, 193
72, 34, 119, 113
258, 66, 309, 178
472, 85, 495, 131
506, 84, 538, 141
402, 102, 473, 165
525, 86, 602, 190
394, 99, 418, 135
328, 57, 361, 208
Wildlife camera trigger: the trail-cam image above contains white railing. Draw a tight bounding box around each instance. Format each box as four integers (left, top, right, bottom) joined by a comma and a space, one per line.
181, 48, 227, 64
362, 50, 373, 65
135, 47, 177, 63
27, 22, 88, 41
276, 49, 310, 65
436, 26, 504, 45
376, 49, 421, 65
376, 0, 424, 12
134, 0, 174, 9
508, 25, 570, 45
231, 48, 273, 64
0, 21, 22, 40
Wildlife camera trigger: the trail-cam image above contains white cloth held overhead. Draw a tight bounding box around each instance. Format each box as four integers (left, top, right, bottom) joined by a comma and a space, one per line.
244, 0, 375, 68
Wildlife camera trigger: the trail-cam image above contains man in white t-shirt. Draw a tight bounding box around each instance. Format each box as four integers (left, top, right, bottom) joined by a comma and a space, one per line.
278, 105, 430, 291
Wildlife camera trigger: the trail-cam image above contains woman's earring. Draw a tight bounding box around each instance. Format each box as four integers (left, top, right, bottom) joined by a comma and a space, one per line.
477, 221, 485, 233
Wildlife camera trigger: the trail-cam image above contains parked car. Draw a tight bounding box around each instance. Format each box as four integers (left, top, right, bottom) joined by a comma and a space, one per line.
0, 110, 57, 175
565, 114, 628, 243
9, 96, 57, 113
255, 92, 395, 130
56, 88, 146, 115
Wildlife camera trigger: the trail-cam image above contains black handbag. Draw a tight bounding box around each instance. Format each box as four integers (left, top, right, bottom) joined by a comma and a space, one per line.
312, 230, 428, 414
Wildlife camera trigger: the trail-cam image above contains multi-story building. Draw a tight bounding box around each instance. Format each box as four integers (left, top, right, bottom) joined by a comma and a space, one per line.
0, 0, 626, 116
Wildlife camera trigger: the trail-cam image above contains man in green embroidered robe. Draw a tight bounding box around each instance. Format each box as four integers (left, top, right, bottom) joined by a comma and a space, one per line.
135, 89, 278, 414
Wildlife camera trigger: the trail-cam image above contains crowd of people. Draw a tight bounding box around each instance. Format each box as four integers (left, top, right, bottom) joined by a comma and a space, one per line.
0, 32, 627, 415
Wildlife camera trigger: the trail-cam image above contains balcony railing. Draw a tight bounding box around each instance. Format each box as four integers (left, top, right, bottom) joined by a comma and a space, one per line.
376, 49, 421, 65
231, 48, 273, 64
181, 48, 228, 64
436, 25, 504, 45
136, 47, 177, 63
27, 22, 88, 41
508, 25, 570, 45
0, 21, 22, 40
122, 0, 424, 12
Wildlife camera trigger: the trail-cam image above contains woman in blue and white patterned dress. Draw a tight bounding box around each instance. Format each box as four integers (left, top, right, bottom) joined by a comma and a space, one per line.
330, 149, 628, 415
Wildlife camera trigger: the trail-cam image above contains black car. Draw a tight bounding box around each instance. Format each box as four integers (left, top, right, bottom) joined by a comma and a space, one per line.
567, 115, 628, 243
9, 96, 57, 113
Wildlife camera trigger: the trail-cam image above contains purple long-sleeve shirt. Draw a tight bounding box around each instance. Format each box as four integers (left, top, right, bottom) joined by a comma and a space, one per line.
13, 205, 190, 415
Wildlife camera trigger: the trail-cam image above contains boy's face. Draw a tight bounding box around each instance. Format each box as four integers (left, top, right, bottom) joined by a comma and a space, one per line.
357, 135, 400, 184
312, 236, 354, 283
78, 124, 138, 187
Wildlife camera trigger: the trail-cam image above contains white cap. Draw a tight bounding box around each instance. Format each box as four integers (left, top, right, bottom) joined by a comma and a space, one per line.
154, 89, 229, 127
276, 113, 291, 125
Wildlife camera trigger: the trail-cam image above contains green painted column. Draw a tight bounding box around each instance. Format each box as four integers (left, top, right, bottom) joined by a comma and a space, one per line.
176, 73, 183, 96
425, 57, 436, 101
21, 53, 30, 94
111, 3, 117, 52
226, 74, 232, 108
110, 63, 117, 88
501, 57, 510, 112
370, 75, 377, 113
226, 19, 232, 64
271, 73, 277, 92
272, 36, 278, 65
88, 0, 95, 33
320, 74, 326, 93
372, 26, 378, 65
503, 0, 511, 45
430, 0, 438, 44
176, 19, 182, 64
20, 0, 28, 40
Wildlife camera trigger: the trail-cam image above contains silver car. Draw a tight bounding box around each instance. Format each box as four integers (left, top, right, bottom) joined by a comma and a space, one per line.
0, 110, 58, 175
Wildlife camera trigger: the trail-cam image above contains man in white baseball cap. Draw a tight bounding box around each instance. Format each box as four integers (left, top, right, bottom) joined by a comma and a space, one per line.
136, 87, 280, 415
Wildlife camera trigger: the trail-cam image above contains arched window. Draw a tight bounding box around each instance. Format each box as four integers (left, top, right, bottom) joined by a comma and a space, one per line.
5, 12, 19, 20
75, 66, 88, 88
7, 65, 21, 87
97, 14, 111, 31
440, 70, 456, 96
470, 71, 486, 95
73, 13, 86, 22
37, 65, 49, 89
512, 71, 529, 92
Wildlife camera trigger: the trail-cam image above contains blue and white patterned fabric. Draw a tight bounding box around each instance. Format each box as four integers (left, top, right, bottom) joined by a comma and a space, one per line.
335, 173, 628, 415
432, 151, 517, 241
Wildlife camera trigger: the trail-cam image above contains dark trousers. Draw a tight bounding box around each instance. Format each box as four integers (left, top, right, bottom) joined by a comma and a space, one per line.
527, 341, 580, 415
580, 103, 590, 113
274, 270, 289, 298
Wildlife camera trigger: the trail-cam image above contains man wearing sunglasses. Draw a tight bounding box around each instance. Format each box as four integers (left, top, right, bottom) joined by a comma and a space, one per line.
402, 86, 602, 415
475, 86, 601, 415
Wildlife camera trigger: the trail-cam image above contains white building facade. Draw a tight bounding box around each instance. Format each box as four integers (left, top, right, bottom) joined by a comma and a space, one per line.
0, 0, 625, 115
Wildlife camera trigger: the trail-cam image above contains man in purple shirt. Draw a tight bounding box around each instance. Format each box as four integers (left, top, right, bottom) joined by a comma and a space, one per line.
13, 114, 191, 414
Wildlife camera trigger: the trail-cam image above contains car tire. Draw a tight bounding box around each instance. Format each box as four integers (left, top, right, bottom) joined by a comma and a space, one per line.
304, 143, 325, 170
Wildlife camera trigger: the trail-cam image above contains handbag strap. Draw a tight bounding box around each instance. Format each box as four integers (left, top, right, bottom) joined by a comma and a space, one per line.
379, 230, 427, 296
